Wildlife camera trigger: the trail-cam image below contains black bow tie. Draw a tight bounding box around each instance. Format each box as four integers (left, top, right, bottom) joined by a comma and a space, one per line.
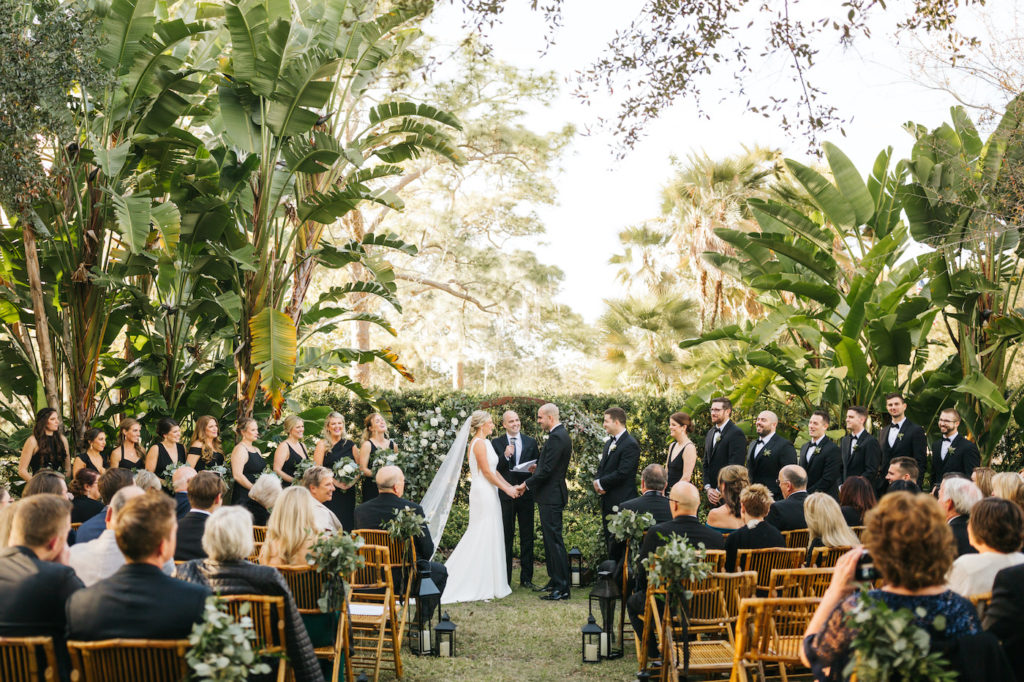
755, 439, 763, 446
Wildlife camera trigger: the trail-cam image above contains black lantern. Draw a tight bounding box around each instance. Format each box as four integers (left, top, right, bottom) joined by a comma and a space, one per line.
433, 611, 456, 658
568, 547, 583, 587
581, 615, 602, 664
589, 569, 623, 659
411, 567, 440, 656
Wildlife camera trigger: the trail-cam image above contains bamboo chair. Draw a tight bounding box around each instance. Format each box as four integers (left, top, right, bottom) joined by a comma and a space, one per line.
737, 548, 806, 593
730, 597, 820, 682
220, 594, 288, 682
248, 541, 263, 563
969, 591, 992, 621
782, 529, 810, 550
809, 545, 853, 568
352, 529, 417, 641
71, 523, 82, 531
278, 565, 352, 682
0, 636, 57, 682
67, 639, 189, 682
850, 525, 866, 540
767, 567, 834, 599
347, 544, 401, 682
253, 525, 268, 543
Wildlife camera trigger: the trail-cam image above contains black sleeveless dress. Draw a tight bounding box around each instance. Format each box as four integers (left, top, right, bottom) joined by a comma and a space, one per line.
282, 442, 306, 482
232, 448, 266, 505
75, 452, 108, 473
361, 440, 396, 502
322, 439, 356, 530
29, 434, 67, 474
116, 447, 144, 471
666, 440, 696, 490
188, 446, 225, 472
153, 442, 186, 478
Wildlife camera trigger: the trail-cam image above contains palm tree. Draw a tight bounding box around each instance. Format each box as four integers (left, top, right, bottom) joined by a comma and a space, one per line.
598, 294, 698, 390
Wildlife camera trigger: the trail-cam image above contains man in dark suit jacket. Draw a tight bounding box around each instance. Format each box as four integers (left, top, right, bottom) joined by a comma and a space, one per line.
0, 495, 83, 676
520, 403, 573, 600
174, 471, 224, 561
800, 410, 841, 499
878, 392, 928, 493
492, 410, 539, 587
354, 465, 448, 599
66, 493, 209, 641
746, 410, 797, 500
626, 481, 725, 657
841, 406, 881, 484
172, 465, 197, 520
931, 408, 982, 492
983, 562, 1024, 679
704, 397, 747, 506
938, 476, 982, 557
609, 464, 672, 565
594, 407, 642, 552
766, 465, 810, 531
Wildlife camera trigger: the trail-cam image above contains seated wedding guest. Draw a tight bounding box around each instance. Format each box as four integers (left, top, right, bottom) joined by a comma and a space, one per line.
259, 486, 318, 566
175, 472, 226, 561
174, 507, 324, 682
75, 467, 134, 543
884, 456, 919, 492
172, 465, 197, 519
800, 492, 986, 679
939, 476, 983, 557
134, 469, 162, 493
23, 468, 70, 499
766, 465, 809, 531
948, 497, 1024, 597
837, 475, 876, 526
608, 464, 671, 566
804, 493, 860, 566
705, 465, 749, 532
67, 493, 210, 640
0, 502, 16, 547
300, 466, 341, 532
972, 466, 995, 497
887, 478, 921, 494
627, 481, 725, 659
0, 494, 82, 676
724, 483, 785, 572
69, 468, 104, 524
246, 473, 283, 527
984, 562, 1024, 679
67, 485, 145, 586
991, 471, 1024, 512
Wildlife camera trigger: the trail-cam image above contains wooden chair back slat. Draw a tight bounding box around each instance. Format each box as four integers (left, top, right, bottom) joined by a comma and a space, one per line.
277, 565, 326, 615
732, 596, 820, 679
252, 525, 267, 543
0, 636, 57, 682
220, 594, 287, 682
850, 525, 866, 540
782, 529, 810, 550
737, 548, 806, 592
768, 567, 834, 598
248, 541, 263, 563
809, 545, 853, 568
67, 639, 189, 682
969, 591, 992, 621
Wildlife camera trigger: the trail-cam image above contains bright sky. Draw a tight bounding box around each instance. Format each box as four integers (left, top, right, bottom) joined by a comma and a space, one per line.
425, 2, 997, 324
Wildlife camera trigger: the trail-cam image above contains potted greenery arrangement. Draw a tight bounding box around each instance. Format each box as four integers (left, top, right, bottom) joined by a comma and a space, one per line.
606, 507, 656, 578
307, 529, 365, 612
187, 596, 272, 682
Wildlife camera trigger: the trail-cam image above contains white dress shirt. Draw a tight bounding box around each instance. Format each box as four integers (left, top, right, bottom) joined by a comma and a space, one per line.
312, 499, 342, 532
67, 528, 175, 586
947, 551, 1024, 597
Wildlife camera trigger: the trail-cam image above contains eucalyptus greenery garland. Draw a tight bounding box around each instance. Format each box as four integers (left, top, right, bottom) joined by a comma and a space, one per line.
186, 597, 272, 682
307, 530, 365, 613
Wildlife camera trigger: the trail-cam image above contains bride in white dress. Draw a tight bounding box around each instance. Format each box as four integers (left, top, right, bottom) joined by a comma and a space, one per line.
441, 410, 521, 604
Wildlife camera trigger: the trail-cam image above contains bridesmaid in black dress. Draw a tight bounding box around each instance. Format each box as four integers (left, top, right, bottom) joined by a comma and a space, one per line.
273, 415, 308, 485
231, 418, 267, 505
72, 428, 109, 477
18, 407, 71, 482
665, 411, 697, 490
357, 412, 398, 503
145, 418, 186, 479
186, 415, 225, 472
314, 411, 357, 530
110, 418, 144, 471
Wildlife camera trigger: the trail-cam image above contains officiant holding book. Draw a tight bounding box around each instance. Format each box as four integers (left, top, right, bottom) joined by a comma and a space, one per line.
493, 410, 539, 588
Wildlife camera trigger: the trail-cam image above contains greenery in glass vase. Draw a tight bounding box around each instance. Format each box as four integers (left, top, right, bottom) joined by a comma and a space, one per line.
384, 507, 426, 541
307, 530, 365, 613
186, 597, 272, 682
843, 589, 956, 682
606, 507, 656, 574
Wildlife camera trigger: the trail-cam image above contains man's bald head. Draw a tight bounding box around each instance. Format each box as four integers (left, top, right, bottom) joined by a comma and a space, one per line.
668, 481, 700, 516
755, 411, 779, 437
172, 466, 197, 493
539, 403, 559, 419
376, 465, 404, 492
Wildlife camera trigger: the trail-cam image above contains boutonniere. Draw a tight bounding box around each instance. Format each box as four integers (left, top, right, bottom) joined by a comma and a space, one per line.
813, 445, 822, 456
764, 448, 772, 457
948, 446, 956, 455
897, 432, 904, 441
609, 443, 618, 453
851, 440, 859, 450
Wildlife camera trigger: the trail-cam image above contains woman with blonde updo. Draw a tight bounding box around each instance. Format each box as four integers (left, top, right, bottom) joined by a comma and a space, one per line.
230, 418, 266, 506
110, 418, 143, 470
356, 412, 397, 503
705, 464, 749, 531
273, 415, 309, 485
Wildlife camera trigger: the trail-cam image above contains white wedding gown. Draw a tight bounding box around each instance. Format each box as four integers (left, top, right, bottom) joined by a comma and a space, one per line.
440, 438, 512, 604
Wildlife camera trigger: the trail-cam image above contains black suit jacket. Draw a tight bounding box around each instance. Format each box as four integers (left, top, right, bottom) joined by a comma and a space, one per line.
609, 492, 673, 564
634, 515, 725, 595
596, 430, 641, 511
704, 420, 746, 491
879, 419, 928, 489
0, 546, 83, 641
765, 490, 808, 532
174, 491, 190, 519
841, 431, 881, 484
724, 521, 786, 572
983, 562, 1024, 681
492, 432, 538, 502
524, 424, 572, 506
354, 492, 434, 561
931, 434, 981, 485
949, 515, 977, 557
799, 436, 841, 498
746, 433, 797, 500
66, 563, 209, 640
175, 510, 210, 561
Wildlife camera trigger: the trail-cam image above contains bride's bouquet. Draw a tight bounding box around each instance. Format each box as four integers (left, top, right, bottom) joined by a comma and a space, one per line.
333, 458, 361, 487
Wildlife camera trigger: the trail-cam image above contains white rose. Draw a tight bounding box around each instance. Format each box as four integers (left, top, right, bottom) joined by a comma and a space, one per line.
459, 411, 467, 418
430, 417, 439, 426
420, 438, 428, 446
451, 417, 458, 425
435, 407, 441, 414
432, 443, 438, 450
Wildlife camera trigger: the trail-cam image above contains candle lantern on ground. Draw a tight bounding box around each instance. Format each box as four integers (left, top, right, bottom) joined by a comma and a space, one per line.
581, 615, 602, 664
589, 569, 623, 659
411, 567, 440, 656
568, 547, 583, 587
433, 611, 456, 658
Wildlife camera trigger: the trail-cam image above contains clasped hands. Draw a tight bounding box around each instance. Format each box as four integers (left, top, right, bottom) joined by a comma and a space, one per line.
508, 483, 528, 498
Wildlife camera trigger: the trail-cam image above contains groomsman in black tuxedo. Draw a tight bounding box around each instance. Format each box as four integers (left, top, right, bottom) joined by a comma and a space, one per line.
704, 397, 747, 505
840, 406, 881, 484
746, 410, 797, 501
594, 407, 641, 552
878, 392, 927, 493
799, 410, 841, 499
930, 408, 981, 492
492, 410, 539, 588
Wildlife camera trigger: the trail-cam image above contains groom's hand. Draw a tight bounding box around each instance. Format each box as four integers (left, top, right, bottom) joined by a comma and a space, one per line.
527, 463, 536, 473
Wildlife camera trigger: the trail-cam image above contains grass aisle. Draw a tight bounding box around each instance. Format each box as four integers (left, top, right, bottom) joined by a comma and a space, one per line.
377, 566, 639, 681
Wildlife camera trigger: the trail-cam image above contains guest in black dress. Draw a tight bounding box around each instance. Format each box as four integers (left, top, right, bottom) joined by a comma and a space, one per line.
314, 411, 357, 530
145, 418, 186, 479
110, 418, 144, 471
68, 469, 104, 524
72, 428, 109, 477
357, 413, 397, 503
273, 415, 308, 485
186, 415, 225, 473
837, 475, 876, 527
245, 474, 282, 526
18, 407, 71, 482
665, 411, 697, 489
231, 418, 267, 506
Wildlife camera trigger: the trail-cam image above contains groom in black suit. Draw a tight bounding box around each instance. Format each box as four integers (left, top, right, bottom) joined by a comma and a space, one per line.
704, 397, 747, 505
519, 403, 573, 601
492, 410, 539, 588
593, 406, 641, 553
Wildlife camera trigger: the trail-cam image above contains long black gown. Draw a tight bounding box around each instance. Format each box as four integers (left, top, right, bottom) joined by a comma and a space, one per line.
29, 434, 67, 474
322, 439, 356, 531
360, 440, 396, 503
281, 443, 306, 483
232, 448, 266, 506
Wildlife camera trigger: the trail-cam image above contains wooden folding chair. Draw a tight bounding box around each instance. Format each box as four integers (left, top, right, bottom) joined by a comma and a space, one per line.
969, 591, 992, 621
768, 567, 834, 598
737, 548, 806, 593
347, 544, 401, 682
809, 545, 853, 568
730, 597, 820, 682
781, 529, 810, 550
219, 594, 287, 682
704, 549, 727, 571
850, 525, 866, 540
248, 541, 263, 563
278, 565, 353, 682
0, 636, 57, 682
352, 529, 417, 641
253, 525, 268, 543
67, 639, 190, 682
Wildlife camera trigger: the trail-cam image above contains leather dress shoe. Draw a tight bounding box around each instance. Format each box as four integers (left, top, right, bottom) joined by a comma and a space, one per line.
533, 583, 554, 592
540, 590, 570, 601
521, 581, 542, 590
